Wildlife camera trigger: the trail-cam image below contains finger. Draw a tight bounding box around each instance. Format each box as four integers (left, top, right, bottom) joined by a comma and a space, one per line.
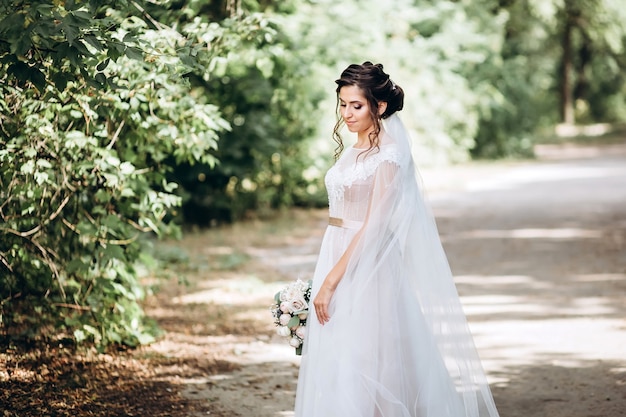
321, 306, 329, 324
317, 305, 327, 324
315, 305, 324, 324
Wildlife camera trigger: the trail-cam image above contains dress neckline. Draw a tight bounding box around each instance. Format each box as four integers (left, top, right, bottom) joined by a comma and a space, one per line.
350, 142, 395, 150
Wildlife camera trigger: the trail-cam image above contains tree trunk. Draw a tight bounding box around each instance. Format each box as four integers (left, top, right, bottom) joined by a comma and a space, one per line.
560, 7, 575, 124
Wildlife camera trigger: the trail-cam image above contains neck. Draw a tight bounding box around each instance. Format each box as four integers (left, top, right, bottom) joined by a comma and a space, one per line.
356, 126, 375, 148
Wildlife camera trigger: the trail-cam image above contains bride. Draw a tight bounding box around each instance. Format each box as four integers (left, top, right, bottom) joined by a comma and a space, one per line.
294, 62, 500, 417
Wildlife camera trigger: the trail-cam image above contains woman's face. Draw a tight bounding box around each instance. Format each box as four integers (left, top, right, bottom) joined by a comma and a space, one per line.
338, 85, 374, 137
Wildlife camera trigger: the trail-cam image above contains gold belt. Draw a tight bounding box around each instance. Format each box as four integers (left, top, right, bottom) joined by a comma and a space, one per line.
328, 217, 363, 230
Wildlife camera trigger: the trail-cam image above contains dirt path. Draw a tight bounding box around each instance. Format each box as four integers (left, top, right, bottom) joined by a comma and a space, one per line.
146, 142, 626, 417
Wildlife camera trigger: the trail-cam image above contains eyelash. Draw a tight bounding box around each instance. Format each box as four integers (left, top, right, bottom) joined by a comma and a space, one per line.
340, 104, 362, 109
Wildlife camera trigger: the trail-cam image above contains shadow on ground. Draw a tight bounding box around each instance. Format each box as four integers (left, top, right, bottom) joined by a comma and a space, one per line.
491, 359, 626, 417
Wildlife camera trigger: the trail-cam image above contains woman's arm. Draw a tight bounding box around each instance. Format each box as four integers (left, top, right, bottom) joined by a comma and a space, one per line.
313, 226, 364, 324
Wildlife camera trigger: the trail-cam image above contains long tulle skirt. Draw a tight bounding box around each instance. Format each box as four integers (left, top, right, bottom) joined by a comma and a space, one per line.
294, 226, 466, 417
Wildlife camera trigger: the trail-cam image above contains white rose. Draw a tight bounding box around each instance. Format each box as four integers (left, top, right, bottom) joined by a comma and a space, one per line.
280, 301, 292, 313
295, 326, 306, 339
276, 326, 291, 337
298, 311, 308, 320
279, 313, 292, 326
289, 336, 301, 348
291, 299, 307, 312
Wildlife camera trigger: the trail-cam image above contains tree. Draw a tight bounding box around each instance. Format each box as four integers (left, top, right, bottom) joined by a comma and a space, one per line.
494, 0, 626, 127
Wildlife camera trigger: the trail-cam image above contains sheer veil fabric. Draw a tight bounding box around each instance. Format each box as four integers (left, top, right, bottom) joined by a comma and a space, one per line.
294, 114, 500, 417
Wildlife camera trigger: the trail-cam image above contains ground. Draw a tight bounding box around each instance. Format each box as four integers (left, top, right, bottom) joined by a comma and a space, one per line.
1, 139, 626, 417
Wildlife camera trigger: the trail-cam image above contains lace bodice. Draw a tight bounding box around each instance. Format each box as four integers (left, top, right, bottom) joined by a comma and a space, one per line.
325, 144, 401, 221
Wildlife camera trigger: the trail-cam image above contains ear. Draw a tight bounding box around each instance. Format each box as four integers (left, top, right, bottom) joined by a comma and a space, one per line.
378, 101, 388, 116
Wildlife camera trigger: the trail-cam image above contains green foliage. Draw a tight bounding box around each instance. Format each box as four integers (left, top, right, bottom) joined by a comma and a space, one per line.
563, 0, 626, 123
0, 0, 142, 92
166, 4, 328, 225
472, 0, 626, 157
0, 0, 269, 347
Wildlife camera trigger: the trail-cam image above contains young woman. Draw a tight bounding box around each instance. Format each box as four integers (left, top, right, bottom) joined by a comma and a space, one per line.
294, 62, 500, 417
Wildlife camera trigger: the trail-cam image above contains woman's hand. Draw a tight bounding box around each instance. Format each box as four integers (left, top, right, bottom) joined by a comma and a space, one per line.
313, 283, 335, 325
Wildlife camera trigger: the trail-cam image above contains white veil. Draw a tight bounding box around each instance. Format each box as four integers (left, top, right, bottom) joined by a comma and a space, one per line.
345, 114, 498, 417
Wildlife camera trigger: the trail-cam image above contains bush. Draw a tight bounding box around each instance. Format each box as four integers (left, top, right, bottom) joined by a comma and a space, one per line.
0, 0, 266, 347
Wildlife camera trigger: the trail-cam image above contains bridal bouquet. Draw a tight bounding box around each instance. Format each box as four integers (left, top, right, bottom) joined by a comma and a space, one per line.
270, 279, 312, 355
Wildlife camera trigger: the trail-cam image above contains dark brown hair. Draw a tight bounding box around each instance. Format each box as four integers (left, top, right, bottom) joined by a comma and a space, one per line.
333, 61, 404, 160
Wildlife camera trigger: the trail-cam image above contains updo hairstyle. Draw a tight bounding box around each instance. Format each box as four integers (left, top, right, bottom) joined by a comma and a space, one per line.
333, 61, 405, 159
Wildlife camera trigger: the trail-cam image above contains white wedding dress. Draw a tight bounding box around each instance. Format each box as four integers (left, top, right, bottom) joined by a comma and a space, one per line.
294, 115, 500, 417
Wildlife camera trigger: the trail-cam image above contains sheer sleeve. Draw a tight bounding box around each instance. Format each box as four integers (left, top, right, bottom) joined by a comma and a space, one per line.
356, 158, 401, 249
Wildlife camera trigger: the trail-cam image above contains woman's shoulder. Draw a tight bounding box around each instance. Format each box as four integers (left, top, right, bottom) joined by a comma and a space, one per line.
373, 140, 402, 161
358, 143, 402, 172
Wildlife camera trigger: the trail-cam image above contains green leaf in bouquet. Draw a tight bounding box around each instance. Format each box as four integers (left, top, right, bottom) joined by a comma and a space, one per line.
287, 315, 300, 328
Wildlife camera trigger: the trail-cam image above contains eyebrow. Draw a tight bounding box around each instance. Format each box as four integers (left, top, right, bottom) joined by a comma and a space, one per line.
339, 99, 364, 104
